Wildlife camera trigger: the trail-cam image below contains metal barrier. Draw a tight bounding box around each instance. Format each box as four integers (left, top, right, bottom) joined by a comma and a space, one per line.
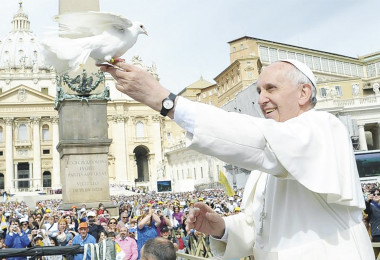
0, 245, 83, 258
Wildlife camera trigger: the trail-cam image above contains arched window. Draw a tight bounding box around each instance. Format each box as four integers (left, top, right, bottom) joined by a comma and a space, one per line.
42, 125, 50, 141
18, 124, 27, 141
136, 122, 145, 138
0, 127, 3, 142
43, 171, 52, 187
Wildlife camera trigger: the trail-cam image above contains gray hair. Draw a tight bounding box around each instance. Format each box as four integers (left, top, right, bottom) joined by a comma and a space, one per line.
285, 64, 318, 107
141, 237, 176, 260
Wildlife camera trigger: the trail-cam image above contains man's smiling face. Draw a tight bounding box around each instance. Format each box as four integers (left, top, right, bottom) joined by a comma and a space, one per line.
257, 62, 303, 122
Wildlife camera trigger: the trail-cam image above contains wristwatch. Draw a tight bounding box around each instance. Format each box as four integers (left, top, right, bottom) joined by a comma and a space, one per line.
160, 93, 177, 117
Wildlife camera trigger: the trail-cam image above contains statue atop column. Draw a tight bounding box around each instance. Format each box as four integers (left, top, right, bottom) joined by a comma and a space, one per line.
54, 70, 110, 109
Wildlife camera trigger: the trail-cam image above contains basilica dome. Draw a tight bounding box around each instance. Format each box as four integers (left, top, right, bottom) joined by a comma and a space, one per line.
0, 2, 49, 72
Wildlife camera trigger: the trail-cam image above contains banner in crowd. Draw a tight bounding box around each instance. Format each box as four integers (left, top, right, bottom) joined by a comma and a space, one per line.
218, 171, 235, 197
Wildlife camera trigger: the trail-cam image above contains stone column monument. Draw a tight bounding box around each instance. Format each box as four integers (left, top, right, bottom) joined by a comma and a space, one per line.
56, 71, 115, 213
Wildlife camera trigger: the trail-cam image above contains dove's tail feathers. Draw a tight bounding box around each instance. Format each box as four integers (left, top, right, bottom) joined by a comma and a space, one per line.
40, 38, 92, 74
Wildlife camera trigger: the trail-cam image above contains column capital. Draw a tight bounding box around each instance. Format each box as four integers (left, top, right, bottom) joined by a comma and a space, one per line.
4, 117, 14, 125
51, 116, 59, 124
31, 117, 41, 125
112, 115, 125, 123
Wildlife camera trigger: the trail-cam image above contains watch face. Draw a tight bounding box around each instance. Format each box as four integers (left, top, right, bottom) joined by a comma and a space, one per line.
163, 99, 174, 109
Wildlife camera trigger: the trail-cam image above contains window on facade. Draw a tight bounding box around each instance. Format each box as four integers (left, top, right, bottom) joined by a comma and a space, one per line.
166, 132, 171, 140
335, 86, 343, 97
17, 162, 29, 189
0, 151, 3, 156
279, 50, 287, 60
343, 62, 351, 75
259, 46, 269, 62
321, 58, 329, 72
288, 52, 296, 60
296, 53, 305, 63
305, 55, 313, 69
43, 149, 50, 155
377, 62, 380, 75
320, 88, 327, 97
136, 122, 144, 138
42, 125, 49, 141
0, 173, 3, 189
43, 171, 52, 187
367, 63, 376, 78
240, 44, 244, 50
329, 60, 336, 73
0, 127, 3, 142
248, 72, 253, 79
336, 61, 344, 74
350, 64, 357, 76
18, 124, 28, 141
269, 48, 278, 62
233, 47, 236, 52
201, 167, 204, 178
313, 57, 321, 71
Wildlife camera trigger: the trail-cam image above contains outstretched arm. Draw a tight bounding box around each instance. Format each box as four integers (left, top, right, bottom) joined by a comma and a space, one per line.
100, 62, 175, 118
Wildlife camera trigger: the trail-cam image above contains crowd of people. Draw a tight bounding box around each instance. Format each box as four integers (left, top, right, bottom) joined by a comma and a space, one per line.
0, 188, 243, 259
0, 181, 378, 259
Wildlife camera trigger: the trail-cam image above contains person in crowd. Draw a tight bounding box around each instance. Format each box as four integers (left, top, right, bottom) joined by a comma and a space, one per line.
173, 229, 189, 255
171, 206, 183, 230
115, 226, 138, 260
64, 213, 77, 232
54, 218, 74, 246
155, 209, 171, 237
99, 218, 108, 232
87, 211, 104, 242
101, 59, 374, 259
117, 212, 129, 230
98, 230, 108, 243
19, 218, 31, 236
97, 203, 105, 216
107, 217, 119, 235
4, 218, 30, 260
40, 214, 58, 238
107, 231, 116, 241
140, 237, 176, 260
70, 222, 96, 260
136, 206, 161, 259
365, 188, 380, 242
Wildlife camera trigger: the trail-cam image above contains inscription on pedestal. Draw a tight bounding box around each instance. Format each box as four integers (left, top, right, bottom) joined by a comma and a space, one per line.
62, 154, 109, 203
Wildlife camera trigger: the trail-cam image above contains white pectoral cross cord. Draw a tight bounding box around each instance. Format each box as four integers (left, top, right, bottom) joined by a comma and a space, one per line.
258, 175, 269, 236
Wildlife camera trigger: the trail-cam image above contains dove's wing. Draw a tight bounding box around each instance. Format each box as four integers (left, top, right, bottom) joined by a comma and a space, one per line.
56, 11, 133, 38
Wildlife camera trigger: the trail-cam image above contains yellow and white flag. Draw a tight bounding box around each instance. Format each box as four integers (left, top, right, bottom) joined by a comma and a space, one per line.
218, 170, 235, 197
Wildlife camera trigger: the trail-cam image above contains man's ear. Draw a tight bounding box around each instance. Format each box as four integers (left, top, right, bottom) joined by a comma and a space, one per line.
299, 83, 312, 106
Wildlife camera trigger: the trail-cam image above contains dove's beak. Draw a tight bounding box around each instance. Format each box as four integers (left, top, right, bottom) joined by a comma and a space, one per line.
143, 29, 148, 36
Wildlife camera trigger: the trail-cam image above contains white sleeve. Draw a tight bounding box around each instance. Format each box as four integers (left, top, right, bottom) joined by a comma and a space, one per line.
175, 98, 286, 176
173, 96, 196, 134
209, 213, 255, 259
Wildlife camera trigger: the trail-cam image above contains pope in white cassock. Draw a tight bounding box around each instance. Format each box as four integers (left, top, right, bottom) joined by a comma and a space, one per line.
100, 59, 375, 260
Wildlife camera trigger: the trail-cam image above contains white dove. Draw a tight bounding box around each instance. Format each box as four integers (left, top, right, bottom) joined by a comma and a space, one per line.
41, 11, 147, 74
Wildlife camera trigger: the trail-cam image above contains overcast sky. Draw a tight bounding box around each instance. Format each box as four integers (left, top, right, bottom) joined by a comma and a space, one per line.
1, 0, 379, 93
